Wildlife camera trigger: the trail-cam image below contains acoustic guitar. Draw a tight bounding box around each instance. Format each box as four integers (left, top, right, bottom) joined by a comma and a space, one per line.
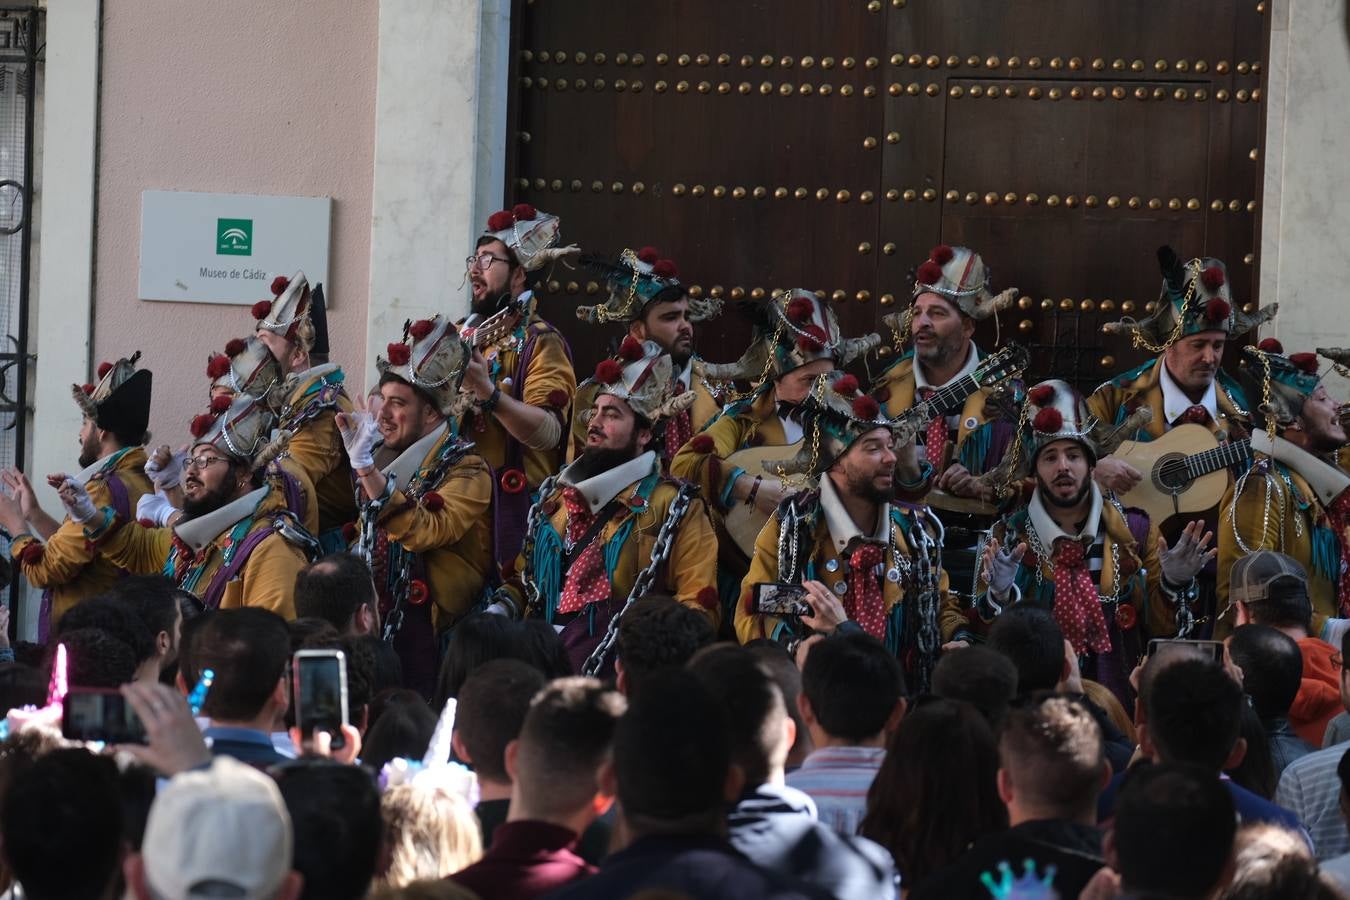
719, 343, 1029, 557
1112, 423, 1252, 524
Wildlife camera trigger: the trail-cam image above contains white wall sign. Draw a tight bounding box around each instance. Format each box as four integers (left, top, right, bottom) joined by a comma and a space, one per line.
139, 190, 332, 305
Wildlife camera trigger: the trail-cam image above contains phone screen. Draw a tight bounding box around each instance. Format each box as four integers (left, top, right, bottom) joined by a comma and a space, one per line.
1147, 639, 1225, 665
295, 651, 348, 749
62, 689, 146, 744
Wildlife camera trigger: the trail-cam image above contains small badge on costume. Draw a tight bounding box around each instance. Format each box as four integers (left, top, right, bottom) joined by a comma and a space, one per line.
886, 567, 901, 583
833, 581, 848, 596
1116, 603, 1137, 631
825, 559, 840, 573
963, 416, 978, 431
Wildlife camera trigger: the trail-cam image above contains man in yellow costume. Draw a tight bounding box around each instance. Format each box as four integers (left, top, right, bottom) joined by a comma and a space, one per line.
58, 393, 314, 617
497, 340, 719, 677
338, 314, 494, 696
569, 244, 725, 468
1, 353, 154, 637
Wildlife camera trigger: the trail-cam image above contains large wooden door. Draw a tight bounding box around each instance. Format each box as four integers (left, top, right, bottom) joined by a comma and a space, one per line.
506, 1, 1271, 388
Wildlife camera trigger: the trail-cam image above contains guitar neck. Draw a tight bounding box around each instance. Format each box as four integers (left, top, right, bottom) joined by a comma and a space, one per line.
1186, 437, 1253, 477
924, 373, 982, 416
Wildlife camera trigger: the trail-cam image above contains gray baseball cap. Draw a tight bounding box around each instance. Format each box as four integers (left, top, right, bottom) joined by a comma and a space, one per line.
1229, 551, 1308, 605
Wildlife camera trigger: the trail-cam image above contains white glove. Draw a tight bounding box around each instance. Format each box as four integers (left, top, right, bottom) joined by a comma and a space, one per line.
144, 447, 187, 491
58, 478, 98, 525
483, 600, 514, 618
337, 408, 380, 471
984, 542, 1027, 597
136, 492, 179, 527
1159, 520, 1216, 587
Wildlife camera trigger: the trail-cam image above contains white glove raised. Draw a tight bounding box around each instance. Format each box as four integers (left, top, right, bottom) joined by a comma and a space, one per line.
56, 477, 98, 525
336, 398, 381, 472
982, 540, 1028, 597
136, 492, 179, 527
144, 445, 187, 491
1159, 519, 1216, 588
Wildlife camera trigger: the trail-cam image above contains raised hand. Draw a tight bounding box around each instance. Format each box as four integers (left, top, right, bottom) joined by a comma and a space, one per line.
981, 538, 1028, 596
53, 475, 97, 525
1158, 518, 1216, 587
335, 393, 382, 471
1, 468, 39, 519
144, 444, 187, 491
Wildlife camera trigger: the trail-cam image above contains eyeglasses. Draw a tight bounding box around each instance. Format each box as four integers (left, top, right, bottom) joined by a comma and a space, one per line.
465, 253, 511, 272
184, 454, 231, 472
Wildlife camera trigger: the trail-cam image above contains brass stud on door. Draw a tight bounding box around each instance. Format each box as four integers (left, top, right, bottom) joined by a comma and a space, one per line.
883, 242, 897, 255
880, 294, 895, 306
1040, 298, 1055, 311
886, 131, 901, 144
1018, 319, 1034, 333
856, 291, 872, 303
860, 191, 875, 203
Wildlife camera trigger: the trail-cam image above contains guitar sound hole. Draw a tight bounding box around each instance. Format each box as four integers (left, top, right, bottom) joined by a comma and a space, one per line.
1153, 452, 1190, 493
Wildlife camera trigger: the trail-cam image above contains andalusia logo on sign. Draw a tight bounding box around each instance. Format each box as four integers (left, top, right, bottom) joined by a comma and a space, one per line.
216, 218, 253, 256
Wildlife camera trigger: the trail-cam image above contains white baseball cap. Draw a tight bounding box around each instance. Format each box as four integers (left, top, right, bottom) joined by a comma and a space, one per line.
142, 756, 293, 899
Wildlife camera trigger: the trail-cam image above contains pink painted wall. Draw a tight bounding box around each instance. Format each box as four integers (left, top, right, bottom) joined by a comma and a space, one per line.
94, 0, 377, 444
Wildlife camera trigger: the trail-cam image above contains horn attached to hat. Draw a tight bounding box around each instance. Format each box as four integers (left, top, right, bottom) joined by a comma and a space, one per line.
701, 340, 771, 383
1088, 407, 1155, 458
840, 333, 882, 365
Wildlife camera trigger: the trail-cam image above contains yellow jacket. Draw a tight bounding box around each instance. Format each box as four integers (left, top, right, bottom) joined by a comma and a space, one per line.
10, 447, 153, 627
669, 388, 789, 513
1086, 358, 1251, 444
457, 309, 575, 490
569, 358, 722, 466
504, 451, 720, 627
276, 364, 355, 535
971, 497, 1163, 638
1217, 457, 1338, 637
736, 488, 957, 651
86, 480, 308, 618
366, 426, 494, 631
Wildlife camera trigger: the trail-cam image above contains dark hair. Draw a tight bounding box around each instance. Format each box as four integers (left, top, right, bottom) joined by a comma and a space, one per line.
1225, 822, 1328, 900
801, 632, 905, 743
861, 698, 1006, 888
1145, 657, 1243, 770
476, 233, 521, 269
174, 608, 217, 692
189, 608, 292, 721
986, 606, 1064, 695
932, 646, 1019, 728
433, 613, 525, 708
118, 763, 157, 852
99, 575, 182, 644
999, 694, 1106, 816
0, 662, 46, 712
51, 627, 138, 688
289, 617, 342, 654
455, 658, 546, 783
1239, 578, 1314, 633
1229, 624, 1304, 719
516, 677, 627, 819
176, 590, 206, 623
688, 644, 787, 788
296, 631, 377, 719
1113, 762, 1235, 897
519, 619, 574, 680
275, 761, 383, 900
613, 668, 730, 827
55, 596, 156, 665
1229, 700, 1278, 800
294, 553, 379, 631
360, 695, 437, 772
1, 748, 123, 900
377, 370, 442, 416
746, 642, 808, 761
615, 598, 715, 698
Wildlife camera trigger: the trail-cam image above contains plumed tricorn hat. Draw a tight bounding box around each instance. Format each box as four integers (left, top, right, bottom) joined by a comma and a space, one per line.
206, 336, 285, 402
1102, 247, 1277, 351
575, 245, 722, 325
1237, 342, 1325, 428
376, 315, 474, 418
761, 372, 904, 478
251, 272, 315, 352
481, 204, 577, 273
72, 352, 153, 439
188, 392, 288, 472
589, 338, 696, 425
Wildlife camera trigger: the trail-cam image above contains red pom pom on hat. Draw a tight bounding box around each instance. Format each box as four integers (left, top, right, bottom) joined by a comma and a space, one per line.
1200, 266, 1226, 291
786, 296, 816, 324
689, 434, 715, 454
1259, 338, 1284, 354
852, 395, 881, 419
408, 319, 435, 341
833, 374, 859, 395
251, 300, 273, 320
637, 246, 660, 264
207, 355, 231, 380
210, 394, 232, 413
190, 414, 216, 439
81, 383, 95, 395
695, 586, 719, 611
1028, 384, 1056, 406
930, 244, 955, 265
1205, 298, 1231, 322
511, 203, 537, 221
618, 335, 645, 361
1033, 406, 1064, 434
421, 491, 446, 512
651, 259, 679, 279
270, 276, 290, 296
97, 361, 113, 379
224, 338, 246, 357
796, 324, 828, 354
386, 343, 411, 366
487, 210, 515, 232
916, 260, 944, 286
595, 359, 624, 384
1290, 352, 1320, 375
